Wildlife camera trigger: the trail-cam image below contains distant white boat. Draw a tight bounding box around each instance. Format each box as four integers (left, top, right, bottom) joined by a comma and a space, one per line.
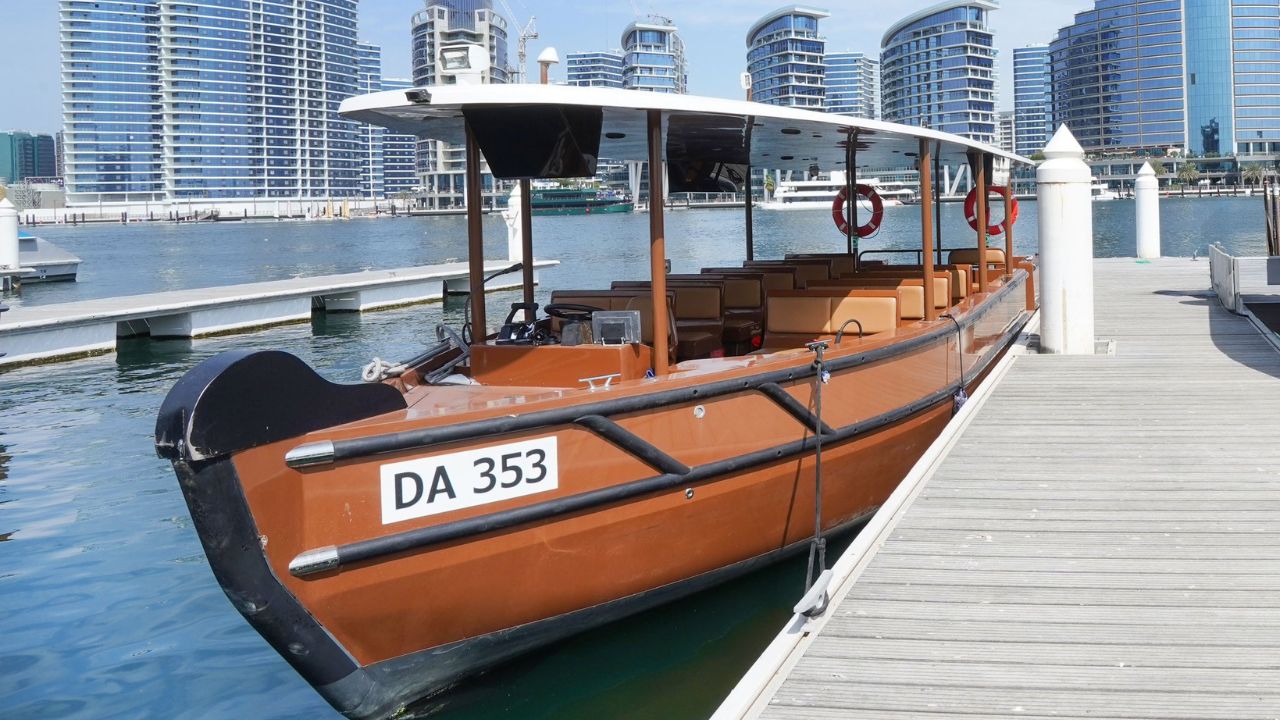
1091, 179, 1120, 201
759, 171, 915, 210
18, 231, 81, 282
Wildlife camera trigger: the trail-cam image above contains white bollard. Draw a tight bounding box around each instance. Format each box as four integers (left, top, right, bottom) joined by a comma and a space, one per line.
0, 198, 19, 272
1036, 125, 1095, 355
1135, 162, 1161, 259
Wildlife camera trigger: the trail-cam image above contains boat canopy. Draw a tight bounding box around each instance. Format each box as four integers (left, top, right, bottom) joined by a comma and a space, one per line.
340, 85, 1031, 188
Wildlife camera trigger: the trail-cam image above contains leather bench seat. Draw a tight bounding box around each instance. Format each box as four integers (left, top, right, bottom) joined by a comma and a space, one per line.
756, 289, 898, 352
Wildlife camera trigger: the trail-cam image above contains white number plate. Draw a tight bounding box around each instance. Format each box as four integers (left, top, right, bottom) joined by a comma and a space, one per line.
380, 437, 559, 525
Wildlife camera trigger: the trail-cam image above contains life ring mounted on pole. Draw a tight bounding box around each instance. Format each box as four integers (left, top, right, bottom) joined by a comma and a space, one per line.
832, 184, 884, 238
964, 185, 1019, 236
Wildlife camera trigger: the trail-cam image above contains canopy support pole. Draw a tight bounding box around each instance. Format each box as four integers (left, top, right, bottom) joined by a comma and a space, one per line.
845, 132, 857, 264
970, 150, 989, 292
1003, 181, 1014, 277
520, 178, 535, 321
465, 121, 486, 343
934, 146, 943, 267
647, 110, 670, 376
745, 165, 754, 261
919, 139, 937, 321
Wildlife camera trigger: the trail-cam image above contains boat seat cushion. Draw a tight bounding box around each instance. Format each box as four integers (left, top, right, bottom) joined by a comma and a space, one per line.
761, 289, 898, 348
810, 276, 951, 316
721, 316, 761, 344
948, 248, 1006, 268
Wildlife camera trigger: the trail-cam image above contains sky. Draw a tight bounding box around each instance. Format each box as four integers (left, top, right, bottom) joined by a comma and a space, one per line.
1, 0, 1088, 136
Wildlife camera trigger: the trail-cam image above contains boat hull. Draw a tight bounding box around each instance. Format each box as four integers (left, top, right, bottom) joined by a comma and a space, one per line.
531, 201, 633, 216
159, 272, 1032, 719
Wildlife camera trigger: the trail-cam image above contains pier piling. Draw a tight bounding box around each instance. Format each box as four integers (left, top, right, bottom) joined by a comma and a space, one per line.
1136, 162, 1161, 259
1036, 125, 1096, 354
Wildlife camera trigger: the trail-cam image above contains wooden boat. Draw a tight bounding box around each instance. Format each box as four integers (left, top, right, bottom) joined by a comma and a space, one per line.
154, 84, 1036, 719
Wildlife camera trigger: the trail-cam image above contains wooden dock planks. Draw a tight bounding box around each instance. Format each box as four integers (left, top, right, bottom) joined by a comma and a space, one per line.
754, 258, 1280, 719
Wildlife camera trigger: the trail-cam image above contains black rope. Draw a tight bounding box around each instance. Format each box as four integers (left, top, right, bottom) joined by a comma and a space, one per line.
804, 340, 830, 592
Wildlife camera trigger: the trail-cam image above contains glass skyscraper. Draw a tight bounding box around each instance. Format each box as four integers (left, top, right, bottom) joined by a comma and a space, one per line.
622, 17, 687, 93
880, 0, 998, 143
824, 51, 879, 119
357, 42, 386, 200
566, 51, 625, 88
1013, 45, 1050, 157
1049, 0, 1185, 154
61, 0, 362, 205
61, 0, 163, 204
0, 132, 58, 184
1050, 0, 1280, 156
746, 7, 828, 108
1228, 1, 1280, 156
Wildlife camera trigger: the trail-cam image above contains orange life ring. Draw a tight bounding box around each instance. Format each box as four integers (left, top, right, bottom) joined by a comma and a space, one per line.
832, 184, 884, 238
964, 185, 1019, 236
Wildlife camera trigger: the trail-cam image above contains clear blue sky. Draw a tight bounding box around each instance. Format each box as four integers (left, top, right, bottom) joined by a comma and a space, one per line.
2, 0, 1087, 136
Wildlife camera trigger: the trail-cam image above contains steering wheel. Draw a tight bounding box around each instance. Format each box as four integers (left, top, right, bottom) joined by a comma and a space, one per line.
544, 303, 603, 321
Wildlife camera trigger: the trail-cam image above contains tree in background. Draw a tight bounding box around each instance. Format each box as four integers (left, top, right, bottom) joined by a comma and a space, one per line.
1177, 162, 1202, 187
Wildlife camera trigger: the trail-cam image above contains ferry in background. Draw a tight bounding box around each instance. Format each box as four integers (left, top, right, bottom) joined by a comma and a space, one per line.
531, 185, 633, 215
759, 171, 916, 210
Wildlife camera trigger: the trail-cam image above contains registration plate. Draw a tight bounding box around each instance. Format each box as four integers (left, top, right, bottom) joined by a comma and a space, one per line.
380, 437, 559, 525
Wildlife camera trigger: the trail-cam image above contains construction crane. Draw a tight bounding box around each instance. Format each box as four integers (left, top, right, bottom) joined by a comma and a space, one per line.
498, 0, 538, 84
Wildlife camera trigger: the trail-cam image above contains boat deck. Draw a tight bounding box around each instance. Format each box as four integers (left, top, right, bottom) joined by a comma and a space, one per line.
0, 260, 555, 367
720, 257, 1280, 719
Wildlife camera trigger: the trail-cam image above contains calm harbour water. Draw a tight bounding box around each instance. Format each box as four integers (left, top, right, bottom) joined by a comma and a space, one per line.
0, 197, 1267, 719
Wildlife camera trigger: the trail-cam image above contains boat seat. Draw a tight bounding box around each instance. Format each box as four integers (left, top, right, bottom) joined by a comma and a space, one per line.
756, 289, 898, 351
549, 290, 678, 363
620, 295, 711, 363
851, 264, 970, 302
743, 260, 830, 288
948, 248, 1006, 290
812, 275, 951, 315
786, 253, 857, 278
612, 281, 726, 360
670, 274, 763, 346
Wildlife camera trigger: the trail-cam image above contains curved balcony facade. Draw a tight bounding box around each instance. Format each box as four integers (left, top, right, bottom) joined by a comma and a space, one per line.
880, 0, 998, 143
746, 6, 829, 108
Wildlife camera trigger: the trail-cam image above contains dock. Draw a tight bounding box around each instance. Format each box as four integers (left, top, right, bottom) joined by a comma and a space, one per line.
0, 260, 555, 367
719, 256, 1280, 719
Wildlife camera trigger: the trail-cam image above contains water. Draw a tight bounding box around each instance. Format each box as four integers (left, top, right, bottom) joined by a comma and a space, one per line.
0, 198, 1266, 719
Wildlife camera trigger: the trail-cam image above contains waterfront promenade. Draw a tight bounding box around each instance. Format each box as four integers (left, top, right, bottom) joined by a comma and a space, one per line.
719, 257, 1280, 718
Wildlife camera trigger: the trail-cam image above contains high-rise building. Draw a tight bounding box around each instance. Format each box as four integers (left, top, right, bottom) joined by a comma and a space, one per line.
622, 17, 687, 93
1012, 45, 1050, 157
1229, 1, 1280, 156
357, 42, 385, 200
566, 51, 625, 88
996, 111, 1015, 154
60, 1, 162, 204
60, 0, 362, 206
0, 132, 58, 184
1049, 0, 1280, 157
411, 0, 510, 209
824, 51, 878, 118
746, 7, 828, 108
1048, 1, 1184, 154
381, 79, 419, 197
880, 0, 998, 143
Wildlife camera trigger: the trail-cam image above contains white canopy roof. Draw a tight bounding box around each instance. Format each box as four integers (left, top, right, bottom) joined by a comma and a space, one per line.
340, 84, 1028, 176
